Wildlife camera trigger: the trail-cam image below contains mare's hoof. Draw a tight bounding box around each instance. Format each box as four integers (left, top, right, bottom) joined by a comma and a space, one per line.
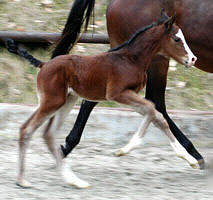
114, 149, 127, 157
16, 179, 32, 188
198, 159, 205, 170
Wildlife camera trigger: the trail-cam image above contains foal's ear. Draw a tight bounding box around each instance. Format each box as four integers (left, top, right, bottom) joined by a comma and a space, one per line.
164, 14, 176, 33
157, 8, 170, 24
161, 8, 169, 20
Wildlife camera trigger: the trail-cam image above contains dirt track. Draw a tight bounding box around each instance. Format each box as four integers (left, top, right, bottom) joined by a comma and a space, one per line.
0, 134, 212, 200
0, 104, 212, 199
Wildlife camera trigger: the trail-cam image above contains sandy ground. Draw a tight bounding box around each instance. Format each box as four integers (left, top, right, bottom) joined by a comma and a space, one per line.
0, 104, 212, 199
0, 134, 213, 200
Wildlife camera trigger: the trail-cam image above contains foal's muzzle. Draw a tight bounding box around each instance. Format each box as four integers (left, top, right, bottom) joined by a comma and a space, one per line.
185, 56, 197, 68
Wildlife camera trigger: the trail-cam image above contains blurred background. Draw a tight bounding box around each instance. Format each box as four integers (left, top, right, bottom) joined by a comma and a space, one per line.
0, 0, 212, 110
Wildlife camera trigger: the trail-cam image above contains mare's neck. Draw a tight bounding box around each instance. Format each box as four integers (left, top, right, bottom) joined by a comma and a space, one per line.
159, 0, 181, 16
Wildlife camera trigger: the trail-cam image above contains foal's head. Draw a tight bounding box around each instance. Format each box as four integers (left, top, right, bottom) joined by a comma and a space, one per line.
158, 11, 197, 67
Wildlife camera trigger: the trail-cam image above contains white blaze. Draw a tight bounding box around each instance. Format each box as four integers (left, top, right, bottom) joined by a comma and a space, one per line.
176, 29, 197, 66
170, 139, 200, 169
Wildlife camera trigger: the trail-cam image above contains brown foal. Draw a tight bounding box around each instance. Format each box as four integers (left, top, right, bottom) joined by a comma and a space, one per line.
7, 12, 197, 188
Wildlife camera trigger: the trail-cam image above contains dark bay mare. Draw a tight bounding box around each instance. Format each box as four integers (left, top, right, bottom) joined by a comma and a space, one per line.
7, 11, 197, 188
60, 0, 213, 169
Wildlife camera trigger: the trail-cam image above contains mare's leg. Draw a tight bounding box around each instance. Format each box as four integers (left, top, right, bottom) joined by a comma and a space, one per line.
145, 55, 204, 169
17, 102, 64, 187
61, 100, 98, 157
43, 94, 90, 188
111, 90, 200, 169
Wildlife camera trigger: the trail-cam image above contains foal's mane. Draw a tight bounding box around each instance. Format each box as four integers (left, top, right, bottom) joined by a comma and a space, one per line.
108, 23, 157, 52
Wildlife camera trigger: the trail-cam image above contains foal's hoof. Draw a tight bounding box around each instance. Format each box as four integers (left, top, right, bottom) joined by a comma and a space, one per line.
178, 155, 201, 170
189, 159, 205, 170
16, 179, 32, 188
189, 162, 200, 169
67, 179, 91, 189
61, 162, 91, 189
189, 159, 207, 170
114, 149, 127, 157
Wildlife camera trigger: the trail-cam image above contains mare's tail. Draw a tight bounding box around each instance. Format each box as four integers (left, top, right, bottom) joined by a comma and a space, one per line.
5, 39, 44, 68
51, 0, 95, 58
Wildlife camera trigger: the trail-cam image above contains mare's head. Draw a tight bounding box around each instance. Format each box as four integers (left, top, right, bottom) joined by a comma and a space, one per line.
157, 10, 197, 67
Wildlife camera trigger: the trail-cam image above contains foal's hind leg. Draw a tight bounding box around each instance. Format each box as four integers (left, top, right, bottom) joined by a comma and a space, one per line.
17, 105, 60, 187
43, 94, 90, 188
111, 90, 199, 168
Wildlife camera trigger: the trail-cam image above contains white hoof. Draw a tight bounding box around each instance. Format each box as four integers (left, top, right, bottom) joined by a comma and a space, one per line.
61, 162, 90, 189
66, 178, 91, 189
178, 154, 200, 169
114, 149, 127, 157
16, 179, 32, 188
170, 140, 200, 169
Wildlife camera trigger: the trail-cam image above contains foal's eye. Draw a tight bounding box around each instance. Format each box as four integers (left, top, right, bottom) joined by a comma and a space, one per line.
174, 37, 181, 42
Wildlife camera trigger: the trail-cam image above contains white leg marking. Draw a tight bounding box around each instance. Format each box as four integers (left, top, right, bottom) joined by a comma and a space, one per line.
114, 115, 151, 156
170, 139, 200, 169
42, 94, 90, 188
61, 160, 90, 188
151, 110, 200, 169
16, 178, 32, 188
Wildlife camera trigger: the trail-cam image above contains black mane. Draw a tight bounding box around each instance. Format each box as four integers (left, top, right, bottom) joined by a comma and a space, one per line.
108, 22, 157, 52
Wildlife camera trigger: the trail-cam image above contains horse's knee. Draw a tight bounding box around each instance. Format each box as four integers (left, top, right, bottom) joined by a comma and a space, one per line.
146, 102, 155, 116
19, 125, 33, 147
19, 124, 32, 137
43, 131, 51, 140
153, 111, 169, 130
137, 101, 155, 117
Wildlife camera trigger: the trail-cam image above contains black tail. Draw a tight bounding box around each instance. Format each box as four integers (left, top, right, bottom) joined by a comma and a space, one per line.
5, 39, 43, 68
51, 0, 95, 58
5, 0, 95, 67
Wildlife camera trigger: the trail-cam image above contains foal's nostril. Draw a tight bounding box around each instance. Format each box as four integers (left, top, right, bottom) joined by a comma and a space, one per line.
192, 57, 197, 63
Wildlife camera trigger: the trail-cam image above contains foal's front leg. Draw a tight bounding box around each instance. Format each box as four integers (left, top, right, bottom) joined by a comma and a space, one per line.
110, 90, 200, 169
114, 115, 152, 156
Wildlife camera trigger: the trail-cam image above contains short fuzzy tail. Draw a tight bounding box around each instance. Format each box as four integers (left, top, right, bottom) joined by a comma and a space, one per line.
5, 39, 43, 68
51, 0, 95, 59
